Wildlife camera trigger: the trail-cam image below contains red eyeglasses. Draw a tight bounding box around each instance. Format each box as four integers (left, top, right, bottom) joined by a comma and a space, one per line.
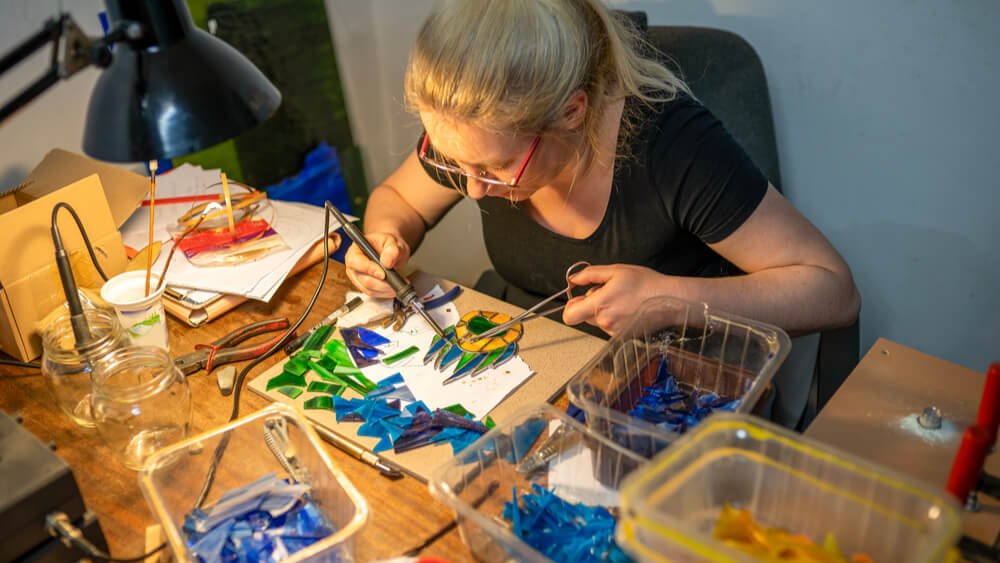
418, 131, 541, 188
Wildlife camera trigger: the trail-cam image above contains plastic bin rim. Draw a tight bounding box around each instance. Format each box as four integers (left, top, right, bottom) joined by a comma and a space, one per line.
617, 414, 962, 560
138, 403, 370, 563
428, 403, 647, 562
566, 302, 791, 437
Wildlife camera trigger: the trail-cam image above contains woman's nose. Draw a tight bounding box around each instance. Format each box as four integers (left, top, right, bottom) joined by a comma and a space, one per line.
466, 179, 491, 200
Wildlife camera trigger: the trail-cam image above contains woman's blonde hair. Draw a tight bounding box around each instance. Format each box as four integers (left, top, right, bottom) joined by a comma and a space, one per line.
404, 0, 688, 164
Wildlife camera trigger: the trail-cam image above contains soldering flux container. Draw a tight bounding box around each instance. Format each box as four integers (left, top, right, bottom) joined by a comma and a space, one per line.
567, 296, 791, 460
615, 413, 962, 562
139, 403, 368, 562
429, 403, 647, 563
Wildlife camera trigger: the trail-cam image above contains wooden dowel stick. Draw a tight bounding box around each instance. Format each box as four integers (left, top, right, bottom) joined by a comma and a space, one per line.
145, 160, 158, 297
220, 172, 236, 239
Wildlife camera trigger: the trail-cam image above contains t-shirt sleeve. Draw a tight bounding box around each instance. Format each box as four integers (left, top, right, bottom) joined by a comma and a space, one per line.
647, 99, 769, 244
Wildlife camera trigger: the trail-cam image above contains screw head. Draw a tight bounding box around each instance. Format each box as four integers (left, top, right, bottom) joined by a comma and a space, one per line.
917, 406, 943, 430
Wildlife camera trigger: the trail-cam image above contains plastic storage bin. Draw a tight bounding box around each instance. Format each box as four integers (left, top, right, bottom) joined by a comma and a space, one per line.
567, 296, 790, 459
616, 413, 961, 562
139, 403, 368, 562
429, 404, 647, 562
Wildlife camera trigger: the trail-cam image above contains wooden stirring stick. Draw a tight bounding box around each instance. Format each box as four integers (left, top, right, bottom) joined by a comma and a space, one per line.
220, 172, 237, 240
144, 160, 158, 297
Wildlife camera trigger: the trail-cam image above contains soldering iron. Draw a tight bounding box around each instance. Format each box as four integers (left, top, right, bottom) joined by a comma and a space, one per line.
326, 205, 448, 339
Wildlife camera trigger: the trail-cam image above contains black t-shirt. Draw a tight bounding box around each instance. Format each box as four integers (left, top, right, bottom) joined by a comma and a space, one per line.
419, 94, 768, 307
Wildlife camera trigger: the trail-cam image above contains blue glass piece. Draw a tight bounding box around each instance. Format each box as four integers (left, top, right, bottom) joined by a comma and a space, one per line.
490, 344, 517, 370
503, 484, 630, 563
438, 344, 465, 370
404, 401, 431, 417
380, 373, 405, 386
354, 326, 391, 346
422, 285, 462, 310
333, 396, 367, 422
373, 434, 394, 453
190, 517, 233, 563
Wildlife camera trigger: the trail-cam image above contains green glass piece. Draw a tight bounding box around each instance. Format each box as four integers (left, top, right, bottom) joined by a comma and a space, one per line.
283, 355, 310, 377
333, 364, 362, 375
303, 395, 335, 410
316, 355, 338, 372
382, 345, 420, 366
444, 404, 474, 418
468, 314, 499, 335
303, 324, 334, 352
481, 347, 506, 368
455, 352, 480, 373
324, 339, 356, 367
267, 370, 307, 391
484, 416, 496, 429
311, 361, 368, 395
307, 381, 344, 395
352, 371, 378, 392
276, 386, 304, 399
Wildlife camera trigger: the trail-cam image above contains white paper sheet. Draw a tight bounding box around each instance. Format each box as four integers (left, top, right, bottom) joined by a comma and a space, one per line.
120, 164, 348, 301
547, 420, 621, 507
343, 290, 536, 418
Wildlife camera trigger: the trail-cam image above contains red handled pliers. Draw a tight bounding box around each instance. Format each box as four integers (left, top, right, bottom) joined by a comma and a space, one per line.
174, 318, 292, 376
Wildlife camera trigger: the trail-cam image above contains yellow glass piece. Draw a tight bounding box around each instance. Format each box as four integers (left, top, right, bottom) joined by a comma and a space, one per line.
455, 311, 522, 353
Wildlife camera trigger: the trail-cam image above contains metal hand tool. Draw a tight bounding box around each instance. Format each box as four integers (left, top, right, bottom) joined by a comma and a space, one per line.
174, 317, 292, 376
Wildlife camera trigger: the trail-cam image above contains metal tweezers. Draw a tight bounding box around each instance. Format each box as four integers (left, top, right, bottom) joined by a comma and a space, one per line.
465, 261, 591, 343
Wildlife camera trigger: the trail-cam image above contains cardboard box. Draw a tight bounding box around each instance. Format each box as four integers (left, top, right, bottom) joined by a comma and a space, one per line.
0, 150, 147, 361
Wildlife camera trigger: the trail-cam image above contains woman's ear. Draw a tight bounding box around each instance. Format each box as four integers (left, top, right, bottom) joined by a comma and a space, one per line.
558, 90, 589, 130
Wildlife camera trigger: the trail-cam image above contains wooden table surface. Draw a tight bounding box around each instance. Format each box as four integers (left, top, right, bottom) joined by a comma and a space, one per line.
806, 338, 1000, 546
0, 261, 482, 562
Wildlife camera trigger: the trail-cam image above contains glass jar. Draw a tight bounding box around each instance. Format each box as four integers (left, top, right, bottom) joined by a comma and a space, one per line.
92, 346, 192, 470
41, 308, 128, 428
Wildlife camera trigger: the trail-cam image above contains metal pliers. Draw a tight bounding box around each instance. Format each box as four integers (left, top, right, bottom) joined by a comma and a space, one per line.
174, 317, 292, 376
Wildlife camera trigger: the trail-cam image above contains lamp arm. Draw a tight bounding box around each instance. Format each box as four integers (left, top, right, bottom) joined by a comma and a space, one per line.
0, 13, 130, 124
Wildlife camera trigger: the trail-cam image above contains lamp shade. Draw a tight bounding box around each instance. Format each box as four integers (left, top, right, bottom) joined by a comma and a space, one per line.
83, 0, 281, 162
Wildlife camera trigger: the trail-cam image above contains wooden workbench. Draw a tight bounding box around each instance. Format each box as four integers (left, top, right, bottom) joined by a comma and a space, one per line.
805, 338, 1000, 546
0, 262, 496, 561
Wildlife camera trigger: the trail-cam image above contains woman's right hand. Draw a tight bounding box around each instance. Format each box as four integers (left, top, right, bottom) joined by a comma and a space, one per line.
344, 232, 412, 298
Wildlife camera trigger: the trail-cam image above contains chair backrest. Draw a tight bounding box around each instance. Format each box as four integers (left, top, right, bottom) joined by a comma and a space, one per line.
622, 13, 860, 426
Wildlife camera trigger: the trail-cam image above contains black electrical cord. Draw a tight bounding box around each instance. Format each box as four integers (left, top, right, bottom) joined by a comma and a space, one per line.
51, 202, 110, 282
194, 201, 338, 508
46, 512, 166, 562
0, 358, 40, 368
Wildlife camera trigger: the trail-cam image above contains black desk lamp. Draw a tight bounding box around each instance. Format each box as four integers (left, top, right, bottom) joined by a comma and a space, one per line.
2, 0, 281, 339
0, 1, 280, 559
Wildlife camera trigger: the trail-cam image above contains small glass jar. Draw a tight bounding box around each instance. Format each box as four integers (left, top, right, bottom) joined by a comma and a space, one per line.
92, 346, 192, 470
41, 308, 128, 428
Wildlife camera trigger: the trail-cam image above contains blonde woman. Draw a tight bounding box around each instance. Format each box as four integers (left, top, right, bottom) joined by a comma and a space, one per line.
345, 0, 859, 340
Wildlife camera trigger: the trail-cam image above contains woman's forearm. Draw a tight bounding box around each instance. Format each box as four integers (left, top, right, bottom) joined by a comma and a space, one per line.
362, 185, 430, 253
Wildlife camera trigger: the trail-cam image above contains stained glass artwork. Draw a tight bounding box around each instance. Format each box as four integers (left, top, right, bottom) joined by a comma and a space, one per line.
454, 311, 522, 353
422, 311, 521, 384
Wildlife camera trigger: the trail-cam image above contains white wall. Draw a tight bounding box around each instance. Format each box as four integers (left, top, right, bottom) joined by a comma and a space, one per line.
3, 1, 996, 372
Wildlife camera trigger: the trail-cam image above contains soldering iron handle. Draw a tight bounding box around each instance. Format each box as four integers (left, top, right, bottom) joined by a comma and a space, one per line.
327, 203, 415, 300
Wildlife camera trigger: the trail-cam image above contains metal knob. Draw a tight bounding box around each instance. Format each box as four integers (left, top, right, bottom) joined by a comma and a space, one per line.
917, 406, 943, 430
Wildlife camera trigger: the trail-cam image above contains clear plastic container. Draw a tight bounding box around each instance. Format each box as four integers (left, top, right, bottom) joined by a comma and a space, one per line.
566, 296, 791, 459
429, 403, 647, 563
139, 403, 368, 562
616, 413, 962, 562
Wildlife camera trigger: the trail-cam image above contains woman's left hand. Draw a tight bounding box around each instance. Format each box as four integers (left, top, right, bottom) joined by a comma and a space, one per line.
561, 264, 667, 336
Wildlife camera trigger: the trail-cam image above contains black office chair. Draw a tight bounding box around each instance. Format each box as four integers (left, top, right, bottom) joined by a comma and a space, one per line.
629, 13, 860, 428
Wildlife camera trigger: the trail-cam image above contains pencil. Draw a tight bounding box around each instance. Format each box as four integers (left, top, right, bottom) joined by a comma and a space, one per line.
145, 160, 158, 297
220, 172, 236, 239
